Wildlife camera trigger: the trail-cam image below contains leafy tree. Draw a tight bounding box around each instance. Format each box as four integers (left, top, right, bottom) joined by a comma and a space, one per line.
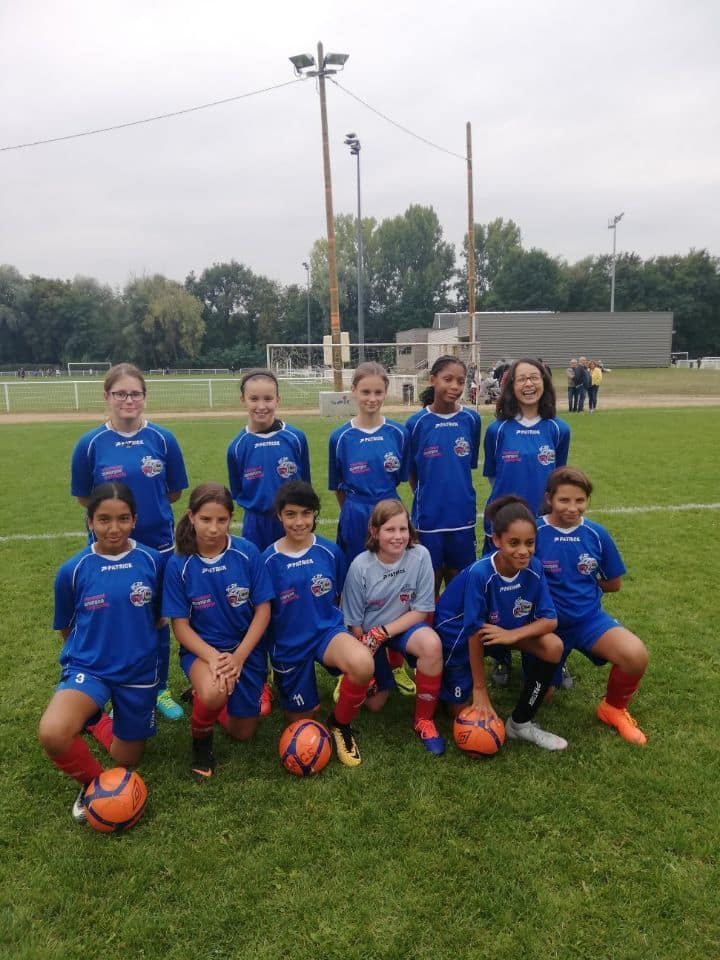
456, 217, 523, 309
370, 205, 455, 336
488, 248, 567, 311
122, 276, 204, 366
0, 265, 29, 363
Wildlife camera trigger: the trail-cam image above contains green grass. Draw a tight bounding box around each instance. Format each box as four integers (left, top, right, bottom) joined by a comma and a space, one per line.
1, 410, 719, 959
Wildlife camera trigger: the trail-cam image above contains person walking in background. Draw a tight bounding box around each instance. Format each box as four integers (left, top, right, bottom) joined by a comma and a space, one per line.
588, 360, 602, 412
566, 359, 577, 411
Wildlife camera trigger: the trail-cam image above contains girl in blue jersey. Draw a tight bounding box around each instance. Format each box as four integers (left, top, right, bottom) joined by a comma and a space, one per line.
406, 355, 482, 595
227, 369, 311, 550
328, 361, 414, 696
163, 483, 274, 779
535, 467, 649, 745
436, 496, 568, 750
483, 357, 570, 689
227, 369, 311, 716
262, 481, 374, 767
39, 482, 163, 822
70, 363, 189, 721
341, 500, 446, 756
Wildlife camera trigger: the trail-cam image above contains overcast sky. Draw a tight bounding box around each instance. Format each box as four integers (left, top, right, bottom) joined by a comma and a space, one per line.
2, 0, 718, 290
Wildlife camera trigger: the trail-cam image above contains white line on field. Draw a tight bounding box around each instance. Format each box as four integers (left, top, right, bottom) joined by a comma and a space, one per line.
1, 501, 718, 543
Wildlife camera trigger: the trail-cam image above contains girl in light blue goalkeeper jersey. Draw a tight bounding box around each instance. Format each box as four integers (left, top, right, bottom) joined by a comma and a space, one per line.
341, 500, 446, 756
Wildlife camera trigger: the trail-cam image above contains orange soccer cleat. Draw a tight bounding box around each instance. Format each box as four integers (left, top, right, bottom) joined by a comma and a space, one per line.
597, 699, 647, 746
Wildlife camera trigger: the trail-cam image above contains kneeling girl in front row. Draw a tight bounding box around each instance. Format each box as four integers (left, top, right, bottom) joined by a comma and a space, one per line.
436, 495, 568, 750
39, 482, 163, 821
162, 483, 274, 779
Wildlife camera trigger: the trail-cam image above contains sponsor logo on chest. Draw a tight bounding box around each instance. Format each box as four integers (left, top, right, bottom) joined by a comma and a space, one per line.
129, 580, 153, 606
226, 583, 250, 607
141, 455, 163, 478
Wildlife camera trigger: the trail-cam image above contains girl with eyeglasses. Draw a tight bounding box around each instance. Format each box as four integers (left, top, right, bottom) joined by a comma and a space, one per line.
482, 358, 570, 688
70, 362, 189, 721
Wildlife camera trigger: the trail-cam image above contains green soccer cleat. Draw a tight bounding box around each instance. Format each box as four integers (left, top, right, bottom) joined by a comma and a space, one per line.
392, 665, 416, 696
156, 688, 184, 721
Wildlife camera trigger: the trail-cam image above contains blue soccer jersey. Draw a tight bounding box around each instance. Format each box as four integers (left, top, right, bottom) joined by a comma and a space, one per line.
435, 554, 556, 668
406, 406, 481, 532
53, 542, 163, 684
71, 421, 188, 551
162, 535, 275, 653
226, 423, 311, 514
328, 418, 409, 502
483, 416, 570, 533
262, 535, 347, 665
534, 516, 626, 627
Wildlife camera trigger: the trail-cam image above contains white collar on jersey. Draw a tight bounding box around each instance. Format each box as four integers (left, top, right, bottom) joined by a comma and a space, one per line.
106, 419, 147, 437
91, 539, 136, 561
515, 413, 542, 427
350, 416, 386, 433
490, 552, 521, 584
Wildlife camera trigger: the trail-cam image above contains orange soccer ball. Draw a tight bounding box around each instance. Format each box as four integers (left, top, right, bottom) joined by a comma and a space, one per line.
83, 767, 148, 833
278, 719, 332, 777
453, 707, 506, 757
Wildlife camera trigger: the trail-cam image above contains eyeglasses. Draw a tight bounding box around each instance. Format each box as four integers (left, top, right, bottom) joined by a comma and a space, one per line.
514, 374, 543, 384
109, 390, 145, 401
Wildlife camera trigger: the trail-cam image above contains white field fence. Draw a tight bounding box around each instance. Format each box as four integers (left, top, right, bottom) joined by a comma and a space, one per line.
1, 343, 483, 415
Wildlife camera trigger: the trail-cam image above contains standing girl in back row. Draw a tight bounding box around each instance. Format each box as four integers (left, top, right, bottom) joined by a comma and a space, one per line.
406, 355, 482, 595
227, 369, 311, 714
328, 362, 413, 695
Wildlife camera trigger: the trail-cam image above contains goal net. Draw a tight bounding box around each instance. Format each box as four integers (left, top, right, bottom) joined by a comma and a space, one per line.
266, 341, 482, 409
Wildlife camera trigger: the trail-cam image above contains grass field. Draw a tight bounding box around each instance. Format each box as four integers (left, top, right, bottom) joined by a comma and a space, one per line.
2, 367, 720, 415
1, 409, 719, 960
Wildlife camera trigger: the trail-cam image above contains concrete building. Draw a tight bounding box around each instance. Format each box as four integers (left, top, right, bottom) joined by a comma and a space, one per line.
396, 311, 673, 371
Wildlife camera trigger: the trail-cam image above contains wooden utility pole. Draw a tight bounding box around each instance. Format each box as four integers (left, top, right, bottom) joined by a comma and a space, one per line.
466, 122, 476, 366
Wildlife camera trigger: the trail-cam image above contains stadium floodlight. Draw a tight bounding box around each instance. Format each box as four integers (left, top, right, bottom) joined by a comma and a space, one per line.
323, 52, 349, 68
344, 133, 365, 359
289, 42, 350, 389
608, 212, 625, 313
289, 53, 315, 74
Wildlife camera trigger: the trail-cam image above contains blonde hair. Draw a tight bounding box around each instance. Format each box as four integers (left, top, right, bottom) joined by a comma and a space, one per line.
352, 361, 389, 389
104, 363, 146, 394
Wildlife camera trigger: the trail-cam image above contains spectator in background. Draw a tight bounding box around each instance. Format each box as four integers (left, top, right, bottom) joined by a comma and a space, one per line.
588, 360, 602, 412
566, 359, 577, 411
572, 356, 591, 412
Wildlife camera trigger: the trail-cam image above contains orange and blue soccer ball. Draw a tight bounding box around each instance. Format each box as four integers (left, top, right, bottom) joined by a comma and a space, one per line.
278, 719, 332, 777
453, 707, 506, 757
83, 767, 148, 833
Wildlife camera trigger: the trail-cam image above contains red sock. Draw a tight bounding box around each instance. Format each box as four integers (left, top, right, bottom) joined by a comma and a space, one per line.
218, 705, 230, 731
191, 695, 222, 739
50, 737, 103, 786
605, 666, 641, 710
386, 648, 403, 670
86, 711, 113, 751
334, 677, 368, 725
413, 670, 441, 723
425, 610, 436, 627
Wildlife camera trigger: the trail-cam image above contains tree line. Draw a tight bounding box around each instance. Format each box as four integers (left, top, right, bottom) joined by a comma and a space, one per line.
1, 208, 718, 369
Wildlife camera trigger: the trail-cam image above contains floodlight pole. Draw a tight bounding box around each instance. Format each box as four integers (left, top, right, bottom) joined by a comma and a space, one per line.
466, 122, 476, 366
317, 42, 343, 389
302, 261, 311, 370
290, 42, 349, 390
345, 134, 365, 361
609, 212, 624, 313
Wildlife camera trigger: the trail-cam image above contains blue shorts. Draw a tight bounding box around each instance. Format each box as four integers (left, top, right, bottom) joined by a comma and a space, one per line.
439, 661, 472, 705
550, 610, 619, 685
180, 644, 267, 718
242, 509, 284, 552
57, 667, 157, 741
270, 626, 342, 713
419, 529, 476, 572
373, 623, 424, 692
337, 497, 384, 565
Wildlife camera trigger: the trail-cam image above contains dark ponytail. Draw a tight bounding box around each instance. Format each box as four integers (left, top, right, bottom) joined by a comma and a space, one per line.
86, 482, 137, 521
420, 354, 468, 406
486, 495, 535, 537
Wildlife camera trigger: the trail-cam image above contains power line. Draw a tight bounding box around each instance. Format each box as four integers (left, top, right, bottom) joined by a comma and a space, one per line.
0, 77, 303, 152
330, 78, 467, 161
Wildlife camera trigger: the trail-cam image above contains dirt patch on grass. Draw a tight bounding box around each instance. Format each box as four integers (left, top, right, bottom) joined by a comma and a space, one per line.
1, 394, 719, 425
